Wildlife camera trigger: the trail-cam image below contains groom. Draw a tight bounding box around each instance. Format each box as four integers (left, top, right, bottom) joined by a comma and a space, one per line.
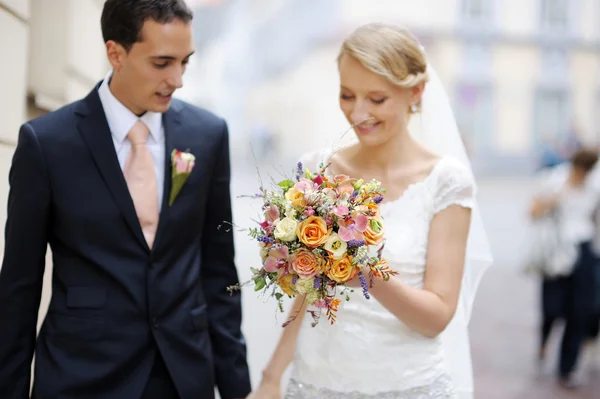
0, 1, 251, 398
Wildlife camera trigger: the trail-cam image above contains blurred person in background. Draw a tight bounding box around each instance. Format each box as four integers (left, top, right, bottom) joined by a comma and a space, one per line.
529, 148, 599, 388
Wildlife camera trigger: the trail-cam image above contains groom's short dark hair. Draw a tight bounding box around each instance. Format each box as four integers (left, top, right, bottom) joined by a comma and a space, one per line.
101, 0, 193, 51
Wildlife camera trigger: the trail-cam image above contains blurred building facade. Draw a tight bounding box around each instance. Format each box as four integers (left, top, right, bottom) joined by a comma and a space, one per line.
1, 0, 599, 174
241, 0, 600, 173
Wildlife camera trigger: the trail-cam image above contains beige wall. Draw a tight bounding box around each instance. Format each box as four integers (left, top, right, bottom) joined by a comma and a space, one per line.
1, 0, 29, 19
570, 50, 600, 143
28, 0, 108, 116
496, 0, 537, 37
1, 0, 107, 144
0, 0, 30, 143
491, 44, 539, 153
340, 0, 459, 32
578, 0, 600, 42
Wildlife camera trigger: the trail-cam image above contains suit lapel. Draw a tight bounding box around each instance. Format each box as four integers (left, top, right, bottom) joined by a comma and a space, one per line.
75, 85, 149, 251
153, 102, 183, 249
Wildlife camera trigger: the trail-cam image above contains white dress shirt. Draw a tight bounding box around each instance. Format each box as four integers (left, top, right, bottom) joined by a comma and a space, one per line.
536, 163, 600, 244
97, 70, 165, 210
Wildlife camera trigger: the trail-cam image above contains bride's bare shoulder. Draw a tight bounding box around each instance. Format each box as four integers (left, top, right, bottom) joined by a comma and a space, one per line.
328, 144, 361, 175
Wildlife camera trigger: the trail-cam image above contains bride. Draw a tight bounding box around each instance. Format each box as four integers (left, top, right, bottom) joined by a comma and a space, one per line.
248, 23, 493, 399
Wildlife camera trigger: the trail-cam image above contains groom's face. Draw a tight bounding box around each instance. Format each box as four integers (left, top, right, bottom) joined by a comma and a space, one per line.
108, 19, 194, 115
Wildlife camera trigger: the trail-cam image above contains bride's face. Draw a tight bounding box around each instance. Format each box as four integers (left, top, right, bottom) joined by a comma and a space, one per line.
338, 54, 420, 147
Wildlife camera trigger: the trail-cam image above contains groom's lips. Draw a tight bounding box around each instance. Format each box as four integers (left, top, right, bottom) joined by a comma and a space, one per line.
156, 92, 173, 103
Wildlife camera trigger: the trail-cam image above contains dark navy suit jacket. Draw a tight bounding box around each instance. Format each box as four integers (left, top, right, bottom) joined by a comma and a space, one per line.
0, 83, 251, 399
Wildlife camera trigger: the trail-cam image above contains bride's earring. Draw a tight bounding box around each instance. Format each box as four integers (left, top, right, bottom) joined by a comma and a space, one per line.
410, 104, 418, 113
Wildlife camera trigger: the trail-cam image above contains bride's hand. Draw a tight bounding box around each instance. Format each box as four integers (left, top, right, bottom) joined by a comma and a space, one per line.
246, 379, 282, 399
344, 266, 372, 289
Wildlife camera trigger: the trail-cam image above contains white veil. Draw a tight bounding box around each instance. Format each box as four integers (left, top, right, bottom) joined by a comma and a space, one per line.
408, 63, 494, 396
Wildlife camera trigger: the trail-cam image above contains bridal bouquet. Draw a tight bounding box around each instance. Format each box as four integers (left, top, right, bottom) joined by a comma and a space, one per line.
229, 159, 397, 327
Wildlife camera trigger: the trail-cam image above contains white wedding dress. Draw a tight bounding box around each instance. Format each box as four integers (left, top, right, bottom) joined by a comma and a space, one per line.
284, 150, 476, 399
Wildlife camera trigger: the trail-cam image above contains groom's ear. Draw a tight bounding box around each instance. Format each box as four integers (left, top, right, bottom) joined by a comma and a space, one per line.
106, 40, 127, 72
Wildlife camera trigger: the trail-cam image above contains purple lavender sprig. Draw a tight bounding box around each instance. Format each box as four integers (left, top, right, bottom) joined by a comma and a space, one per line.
296, 161, 303, 181
347, 239, 366, 248
257, 236, 275, 244
313, 277, 322, 289
373, 195, 384, 204
358, 271, 370, 300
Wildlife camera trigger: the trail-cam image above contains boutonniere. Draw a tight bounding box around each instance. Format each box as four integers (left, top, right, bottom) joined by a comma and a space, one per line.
169, 149, 195, 206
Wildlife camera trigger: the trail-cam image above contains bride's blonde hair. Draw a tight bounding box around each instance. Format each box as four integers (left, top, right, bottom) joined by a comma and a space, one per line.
338, 23, 430, 111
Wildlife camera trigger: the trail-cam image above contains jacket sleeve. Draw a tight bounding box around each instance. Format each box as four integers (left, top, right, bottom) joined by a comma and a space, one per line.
0, 123, 51, 398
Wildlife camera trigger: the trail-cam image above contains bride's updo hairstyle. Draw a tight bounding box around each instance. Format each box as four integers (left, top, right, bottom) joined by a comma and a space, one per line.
338, 23, 430, 112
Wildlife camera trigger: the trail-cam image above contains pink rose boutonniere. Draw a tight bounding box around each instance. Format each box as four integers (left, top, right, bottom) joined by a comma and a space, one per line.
169, 149, 195, 206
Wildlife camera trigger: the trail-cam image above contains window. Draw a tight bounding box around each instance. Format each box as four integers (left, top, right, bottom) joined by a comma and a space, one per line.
541, 48, 567, 78
540, 0, 569, 33
461, 0, 493, 24
534, 89, 570, 144
454, 83, 494, 155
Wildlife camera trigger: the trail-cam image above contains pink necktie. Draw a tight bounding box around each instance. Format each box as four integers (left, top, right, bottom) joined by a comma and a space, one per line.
124, 120, 159, 248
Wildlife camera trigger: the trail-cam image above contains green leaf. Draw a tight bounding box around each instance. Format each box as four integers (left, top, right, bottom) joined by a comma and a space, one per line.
275, 292, 284, 300
278, 179, 295, 192
370, 219, 383, 233
254, 276, 266, 291
169, 172, 191, 206
250, 267, 260, 275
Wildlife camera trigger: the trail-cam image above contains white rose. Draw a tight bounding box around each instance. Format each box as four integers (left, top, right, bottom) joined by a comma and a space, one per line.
273, 217, 298, 242
180, 152, 196, 163
323, 232, 348, 260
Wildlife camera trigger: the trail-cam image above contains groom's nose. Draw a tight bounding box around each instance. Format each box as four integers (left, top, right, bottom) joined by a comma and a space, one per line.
166, 68, 184, 89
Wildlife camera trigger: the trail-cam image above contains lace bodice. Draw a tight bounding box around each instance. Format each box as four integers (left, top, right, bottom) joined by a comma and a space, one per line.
286, 151, 475, 399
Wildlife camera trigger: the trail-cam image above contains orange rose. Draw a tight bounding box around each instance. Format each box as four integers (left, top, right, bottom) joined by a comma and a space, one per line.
290, 248, 323, 279
285, 187, 306, 208
364, 217, 385, 245
296, 216, 331, 248
277, 272, 297, 296
325, 256, 358, 283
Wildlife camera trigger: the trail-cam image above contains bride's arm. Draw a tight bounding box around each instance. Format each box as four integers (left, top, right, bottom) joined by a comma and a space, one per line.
367, 205, 471, 338
257, 295, 308, 386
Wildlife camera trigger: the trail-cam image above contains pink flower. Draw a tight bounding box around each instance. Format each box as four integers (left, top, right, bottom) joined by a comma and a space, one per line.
294, 178, 318, 194
333, 174, 355, 196
259, 220, 274, 235
263, 246, 289, 273
172, 150, 195, 175
304, 207, 315, 217
314, 299, 328, 309
332, 204, 349, 217
338, 213, 368, 242
175, 158, 188, 174
314, 175, 324, 186
265, 205, 280, 222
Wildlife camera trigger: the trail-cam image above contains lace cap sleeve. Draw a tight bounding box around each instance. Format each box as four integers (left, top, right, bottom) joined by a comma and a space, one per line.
433, 157, 476, 214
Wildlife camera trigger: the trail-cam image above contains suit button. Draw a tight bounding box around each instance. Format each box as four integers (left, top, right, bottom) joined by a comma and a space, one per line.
152, 318, 159, 328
